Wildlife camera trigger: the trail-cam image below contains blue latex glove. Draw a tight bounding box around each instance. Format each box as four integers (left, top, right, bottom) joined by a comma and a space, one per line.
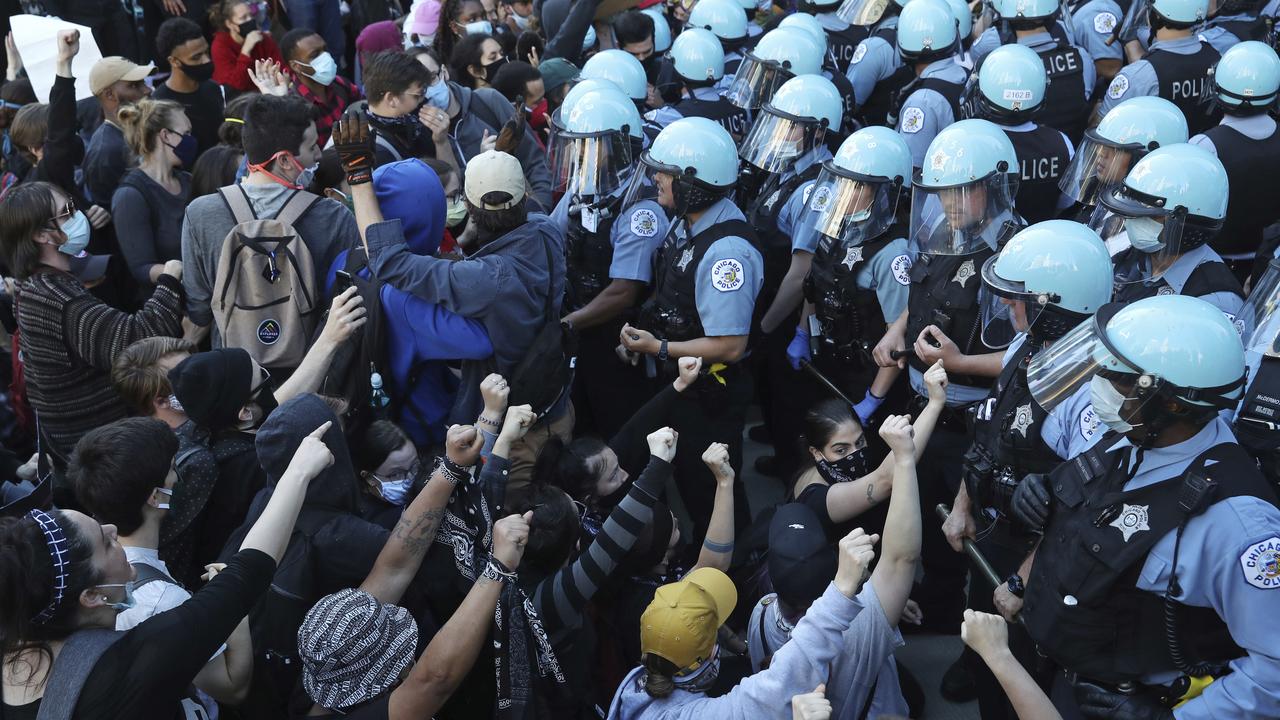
786, 327, 811, 370
853, 389, 885, 425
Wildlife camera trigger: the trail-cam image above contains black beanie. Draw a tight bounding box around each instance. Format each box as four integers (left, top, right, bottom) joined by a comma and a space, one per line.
168, 348, 255, 431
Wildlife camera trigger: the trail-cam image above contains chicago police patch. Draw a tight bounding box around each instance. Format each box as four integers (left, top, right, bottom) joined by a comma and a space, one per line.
712, 258, 746, 292
851, 42, 868, 65
891, 254, 912, 285
901, 107, 925, 134
1107, 74, 1129, 100
1240, 536, 1280, 589
630, 208, 659, 238
1093, 11, 1117, 34
1079, 404, 1101, 441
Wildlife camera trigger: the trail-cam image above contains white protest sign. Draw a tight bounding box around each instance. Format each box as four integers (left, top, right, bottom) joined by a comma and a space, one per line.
11, 14, 104, 103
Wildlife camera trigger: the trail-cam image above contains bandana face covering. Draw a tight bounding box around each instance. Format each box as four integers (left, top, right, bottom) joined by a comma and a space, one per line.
671, 648, 721, 694
815, 448, 870, 483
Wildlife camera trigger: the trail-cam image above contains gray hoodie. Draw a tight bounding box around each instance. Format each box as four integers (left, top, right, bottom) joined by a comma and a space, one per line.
605, 583, 865, 720
448, 83, 554, 213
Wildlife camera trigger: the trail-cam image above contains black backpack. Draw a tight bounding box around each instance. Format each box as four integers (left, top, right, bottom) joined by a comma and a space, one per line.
507, 234, 577, 419
315, 248, 389, 441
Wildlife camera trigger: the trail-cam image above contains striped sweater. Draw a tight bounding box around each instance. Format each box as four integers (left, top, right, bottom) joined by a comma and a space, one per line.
16, 270, 184, 461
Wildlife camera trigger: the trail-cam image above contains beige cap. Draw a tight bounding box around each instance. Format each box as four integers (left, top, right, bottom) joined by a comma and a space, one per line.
639, 567, 737, 670
90, 57, 155, 96
464, 150, 525, 210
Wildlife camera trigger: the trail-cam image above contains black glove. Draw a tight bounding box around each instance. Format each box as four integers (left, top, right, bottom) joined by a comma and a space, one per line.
1009, 473, 1052, 531
1075, 681, 1174, 720
332, 114, 376, 186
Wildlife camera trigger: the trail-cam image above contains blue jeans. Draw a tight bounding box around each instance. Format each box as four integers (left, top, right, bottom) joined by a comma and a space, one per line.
285, 0, 345, 65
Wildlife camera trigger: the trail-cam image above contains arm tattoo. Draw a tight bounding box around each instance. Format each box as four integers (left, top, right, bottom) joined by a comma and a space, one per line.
866, 482, 875, 504
392, 507, 445, 554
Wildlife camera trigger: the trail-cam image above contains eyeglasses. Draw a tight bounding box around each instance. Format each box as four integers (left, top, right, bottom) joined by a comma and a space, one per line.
50, 198, 76, 225
373, 459, 422, 485
250, 367, 272, 397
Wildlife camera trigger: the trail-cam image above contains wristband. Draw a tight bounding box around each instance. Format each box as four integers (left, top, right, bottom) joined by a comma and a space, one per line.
435, 456, 472, 486
658, 339, 669, 362
483, 557, 517, 583
477, 415, 502, 429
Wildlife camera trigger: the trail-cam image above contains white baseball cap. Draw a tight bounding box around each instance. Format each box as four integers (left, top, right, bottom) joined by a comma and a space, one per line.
464, 150, 525, 210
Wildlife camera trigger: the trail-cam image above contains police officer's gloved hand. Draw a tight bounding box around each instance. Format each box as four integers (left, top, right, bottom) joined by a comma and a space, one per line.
786, 327, 811, 371
853, 389, 884, 426
1009, 473, 1053, 532
1075, 681, 1174, 720
332, 114, 376, 186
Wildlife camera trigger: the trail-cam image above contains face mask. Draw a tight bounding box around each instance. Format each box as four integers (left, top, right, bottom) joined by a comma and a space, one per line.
404, 32, 435, 50
641, 53, 661, 83
671, 650, 720, 694
154, 487, 173, 511
178, 60, 215, 83
238, 18, 259, 36
483, 56, 509, 84
300, 51, 338, 86
426, 77, 451, 109
296, 161, 320, 190
167, 394, 185, 414
512, 10, 531, 29
1124, 216, 1165, 253
377, 476, 413, 506
815, 447, 870, 484
1089, 375, 1139, 433
447, 198, 469, 226
56, 211, 92, 256
248, 150, 307, 189
165, 132, 198, 168
465, 20, 494, 35
95, 582, 137, 612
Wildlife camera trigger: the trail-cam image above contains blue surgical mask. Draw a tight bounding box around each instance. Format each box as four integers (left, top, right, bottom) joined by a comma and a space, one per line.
296, 161, 320, 189
57, 211, 91, 257
426, 78, 451, 110
512, 10, 531, 30
378, 476, 412, 506
95, 581, 137, 612
1124, 216, 1165, 253
1089, 375, 1139, 433
302, 51, 338, 86
465, 20, 494, 35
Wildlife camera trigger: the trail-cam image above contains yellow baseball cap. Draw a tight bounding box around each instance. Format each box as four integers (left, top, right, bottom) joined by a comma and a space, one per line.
640, 567, 737, 670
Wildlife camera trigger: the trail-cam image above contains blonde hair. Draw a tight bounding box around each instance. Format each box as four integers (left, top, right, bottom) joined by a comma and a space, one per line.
117, 98, 187, 157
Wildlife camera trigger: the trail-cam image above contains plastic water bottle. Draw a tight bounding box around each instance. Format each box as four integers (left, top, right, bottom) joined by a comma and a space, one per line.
369, 364, 390, 410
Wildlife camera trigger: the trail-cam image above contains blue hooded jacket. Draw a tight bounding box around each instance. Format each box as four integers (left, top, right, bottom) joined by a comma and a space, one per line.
327, 160, 492, 445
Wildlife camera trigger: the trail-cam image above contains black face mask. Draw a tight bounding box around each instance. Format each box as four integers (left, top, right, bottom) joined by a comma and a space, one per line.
238, 18, 259, 36
641, 53, 662, 84
815, 448, 870, 484
178, 60, 215, 83
483, 56, 509, 84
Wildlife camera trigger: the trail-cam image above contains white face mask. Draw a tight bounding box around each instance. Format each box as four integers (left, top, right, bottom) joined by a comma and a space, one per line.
154, 486, 173, 511
1089, 375, 1139, 433
1124, 216, 1165, 253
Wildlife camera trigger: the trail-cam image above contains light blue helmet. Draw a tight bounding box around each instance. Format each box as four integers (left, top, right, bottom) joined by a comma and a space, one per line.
642, 7, 674, 53
990, 0, 1059, 21
724, 27, 826, 108
1057, 96, 1188, 205
973, 43, 1047, 119
1213, 40, 1280, 112
581, 49, 648, 102
647, 116, 740, 189
552, 84, 644, 194
943, 0, 973, 40
980, 220, 1113, 344
832, 126, 913, 184
669, 27, 725, 82
897, 0, 959, 61
792, 127, 913, 251
561, 83, 644, 139
551, 78, 615, 136
911, 119, 1020, 254
1148, 0, 1209, 24
740, 74, 842, 171
778, 13, 828, 49
687, 0, 749, 42
918, 119, 1019, 188
1094, 96, 1189, 148
837, 0, 910, 25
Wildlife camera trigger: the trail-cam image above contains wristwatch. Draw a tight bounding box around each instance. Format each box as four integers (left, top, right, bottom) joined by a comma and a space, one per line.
658, 339, 669, 362
1006, 573, 1025, 599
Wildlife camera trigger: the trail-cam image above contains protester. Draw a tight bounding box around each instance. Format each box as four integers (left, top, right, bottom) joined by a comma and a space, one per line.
281, 29, 363, 147
450, 33, 507, 90
209, 0, 284, 92
83, 57, 153, 205
155, 18, 226, 156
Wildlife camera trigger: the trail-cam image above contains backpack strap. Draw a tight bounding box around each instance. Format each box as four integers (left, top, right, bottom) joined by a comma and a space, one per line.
130, 560, 178, 592
273, 190, 321, 227
35, 630, 123, 720
218, 185, 258, 225
373, 133, 404, 163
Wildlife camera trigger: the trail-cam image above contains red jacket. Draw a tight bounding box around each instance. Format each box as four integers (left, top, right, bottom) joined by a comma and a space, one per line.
211, 31, 284, 92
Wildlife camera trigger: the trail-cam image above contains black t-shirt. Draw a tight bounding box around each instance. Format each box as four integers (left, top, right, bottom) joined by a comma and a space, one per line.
153, 81, 225, 156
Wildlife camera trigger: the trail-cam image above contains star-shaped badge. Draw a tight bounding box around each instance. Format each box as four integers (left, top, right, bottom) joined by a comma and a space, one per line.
842, 246, 863, 270
1109, 504, 1151, 543
1011, 403, 1033, 437
953, 258, 975, 287
677, 248, 695, 272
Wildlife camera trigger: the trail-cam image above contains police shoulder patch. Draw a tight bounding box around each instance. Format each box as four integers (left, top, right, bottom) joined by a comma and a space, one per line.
851, 42, 868, 65
1239, 536, 1280, 590
630, 208, 659, 238
1107, 74, 1129, 100
1093, 11, 1117, 35
891, 254, 912, 285
1078, 403, 1101, 441
711, 258, 746, 292
900, 106, 926, 134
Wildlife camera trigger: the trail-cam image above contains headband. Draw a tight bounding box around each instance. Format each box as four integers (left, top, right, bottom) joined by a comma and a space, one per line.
222, 117, 245, 125
26, 509, 70, 625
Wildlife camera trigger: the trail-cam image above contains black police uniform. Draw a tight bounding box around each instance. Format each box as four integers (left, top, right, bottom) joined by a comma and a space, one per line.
857, 24, 917, 128
887, 75, 965, 128
1111, 250, 1245, 304
1004, 125, 1073, 224
824, 22, 873, 75
672, 94, 751, 141
997, 23, 1091, 141
1237, 355, 1280, 484
1145, 42, 1223, 136
1201, 124, 1280, 278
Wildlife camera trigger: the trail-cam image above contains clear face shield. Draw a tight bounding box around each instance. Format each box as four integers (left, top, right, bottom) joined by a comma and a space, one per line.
836, 0, 893, 25
793, 165, 902, 254
1025, 304, 1142, 413
978, 254, 1053, 349
549, 128, 636, 197
739, 106, 826, 174
724, 53, 794, 110
1240, 259, 1280, 358
1057, 130, 1146, 207
620, 151, 676, 212
1088, 183, 1190, 283
908, 171, 1017, 256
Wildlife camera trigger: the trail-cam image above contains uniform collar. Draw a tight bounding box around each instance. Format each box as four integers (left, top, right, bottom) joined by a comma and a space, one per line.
1106, 416, 1235, 491
689, 85, 723, 101
921, 56, 963, 78
787, 146, 833, 180
1144, 243, 1216, 291
1148, 35, 1203, 52
1019, 31, 1057, 49
1220, 112, 1278, 139
681, 196, 746, 238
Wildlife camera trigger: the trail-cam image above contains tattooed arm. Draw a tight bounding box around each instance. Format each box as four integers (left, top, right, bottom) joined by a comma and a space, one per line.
361, 425, 485, 605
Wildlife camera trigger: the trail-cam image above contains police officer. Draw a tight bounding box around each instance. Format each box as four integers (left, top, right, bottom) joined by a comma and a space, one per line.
873, 119, 1024, 631
723, 26, 827, 112
1198, 0, 1271, 53
618, 116, 763, 550
1066, 0, 1127, 86
788, 127, 916, 426
549, 84, 668, 438
1058, 95, 1189, 222
969, 0, 1097, 141
1096, 0, 1223, 135
686, 0, 752, 90
739, 74, 843, 476
963, 44, 1075, 223
644, 28, 751, 142
1236, 257, 1280, 482
943, 221, 1114, 719
891, 0, 971, 168
797, 0, 871, 75
581, 49, 650, 113
771, 15, 862, 141
1009, 294, 1280, 719
1189, 41, 1280, 285
841, 0, 915, 128
1093, 143, 1246, 316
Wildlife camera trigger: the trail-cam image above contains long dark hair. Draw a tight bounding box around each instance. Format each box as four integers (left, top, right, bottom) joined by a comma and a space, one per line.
0, 181, 59, 281
641, 653, 679, 698
517, 484, 581, 580
532, 435, 607, 504
798, 398, 860, 465
353, 420, 411, 473
450, 33, 495, 89
0, 511, 103, 686
434, 0, 487, 63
